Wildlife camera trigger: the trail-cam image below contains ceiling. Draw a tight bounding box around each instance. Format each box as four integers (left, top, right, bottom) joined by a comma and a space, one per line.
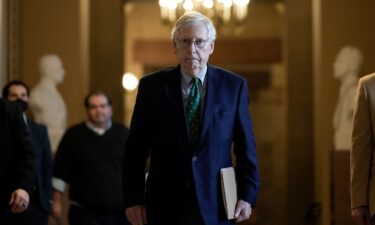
125, 0, 283, 4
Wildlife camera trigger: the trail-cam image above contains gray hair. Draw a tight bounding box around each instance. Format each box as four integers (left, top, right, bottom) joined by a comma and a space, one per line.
171, 11, 216, 42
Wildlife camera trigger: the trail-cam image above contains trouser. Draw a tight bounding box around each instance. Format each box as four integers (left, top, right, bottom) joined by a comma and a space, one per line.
177, 191, 205, 225
145, 187, 205, 225
68, 204, 129, 225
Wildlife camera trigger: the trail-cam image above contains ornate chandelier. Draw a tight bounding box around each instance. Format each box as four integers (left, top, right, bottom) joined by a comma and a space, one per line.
158, 0, 250, 30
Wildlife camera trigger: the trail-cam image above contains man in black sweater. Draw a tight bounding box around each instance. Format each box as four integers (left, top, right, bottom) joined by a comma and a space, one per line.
51, 91, 129, 225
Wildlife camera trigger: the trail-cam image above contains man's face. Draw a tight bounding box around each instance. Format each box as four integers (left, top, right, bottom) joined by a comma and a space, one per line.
7, 85, 29, 102
86, 94, 112, 126
173, 21, 214, 77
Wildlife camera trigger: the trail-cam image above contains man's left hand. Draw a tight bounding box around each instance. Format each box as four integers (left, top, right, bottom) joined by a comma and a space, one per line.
234, 199, 252, 222
9, 189, 30, 213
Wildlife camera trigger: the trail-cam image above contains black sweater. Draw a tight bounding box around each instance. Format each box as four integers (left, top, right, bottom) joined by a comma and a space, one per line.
54, 122, 128, 213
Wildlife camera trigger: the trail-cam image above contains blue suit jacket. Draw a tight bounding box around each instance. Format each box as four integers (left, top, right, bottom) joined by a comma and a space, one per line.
28, 119, 52, 213
124, 65, 260, 225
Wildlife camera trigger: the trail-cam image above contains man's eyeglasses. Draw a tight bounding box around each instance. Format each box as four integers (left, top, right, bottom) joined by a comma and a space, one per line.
176, 38, 209, 49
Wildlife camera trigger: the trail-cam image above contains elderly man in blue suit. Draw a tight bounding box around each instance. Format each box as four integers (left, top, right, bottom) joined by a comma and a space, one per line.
2, 80, 52, 225
123, 11, 260, 225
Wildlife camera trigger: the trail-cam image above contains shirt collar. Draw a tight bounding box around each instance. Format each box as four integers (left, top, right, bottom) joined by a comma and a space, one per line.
180, 64, 207, 85
22, 113, 28, 125
85, 120, 112, 136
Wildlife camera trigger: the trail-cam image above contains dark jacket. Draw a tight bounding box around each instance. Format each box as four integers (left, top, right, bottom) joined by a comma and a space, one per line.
28, 119, 52, 213
0, 98, 35, 208
123, 65, 260, 225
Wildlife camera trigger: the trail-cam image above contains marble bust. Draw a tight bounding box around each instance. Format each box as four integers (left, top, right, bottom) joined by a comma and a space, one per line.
333, 46, 363, 150
29, 54, 67, 153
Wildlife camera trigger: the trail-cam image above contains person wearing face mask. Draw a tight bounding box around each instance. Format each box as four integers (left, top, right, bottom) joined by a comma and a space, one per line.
123, 11, 260, 225
2, 80, 52, 225
0, 96, 35, 222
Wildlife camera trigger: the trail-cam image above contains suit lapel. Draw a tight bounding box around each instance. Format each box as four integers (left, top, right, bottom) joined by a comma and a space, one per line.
164, 67, 190, 146
198, 65, 221, 148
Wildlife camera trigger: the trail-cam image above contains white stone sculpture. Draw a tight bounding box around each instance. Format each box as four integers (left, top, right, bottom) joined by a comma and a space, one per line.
333, 46, 363, 150
29, 54, 67, 153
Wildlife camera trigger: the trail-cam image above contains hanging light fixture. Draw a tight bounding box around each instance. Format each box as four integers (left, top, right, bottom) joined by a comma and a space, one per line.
158, 0, 250, 31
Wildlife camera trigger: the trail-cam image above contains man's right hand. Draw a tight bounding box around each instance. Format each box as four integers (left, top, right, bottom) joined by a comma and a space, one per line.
9, 189, 29, 213
51, 200, 62, 219
126, 205, 147, 225
352, 206, 373, 225
51, 191, 63, 220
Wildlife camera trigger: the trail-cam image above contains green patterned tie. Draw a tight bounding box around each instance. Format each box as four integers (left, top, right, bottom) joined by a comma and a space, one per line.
186, 78, 201, 146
